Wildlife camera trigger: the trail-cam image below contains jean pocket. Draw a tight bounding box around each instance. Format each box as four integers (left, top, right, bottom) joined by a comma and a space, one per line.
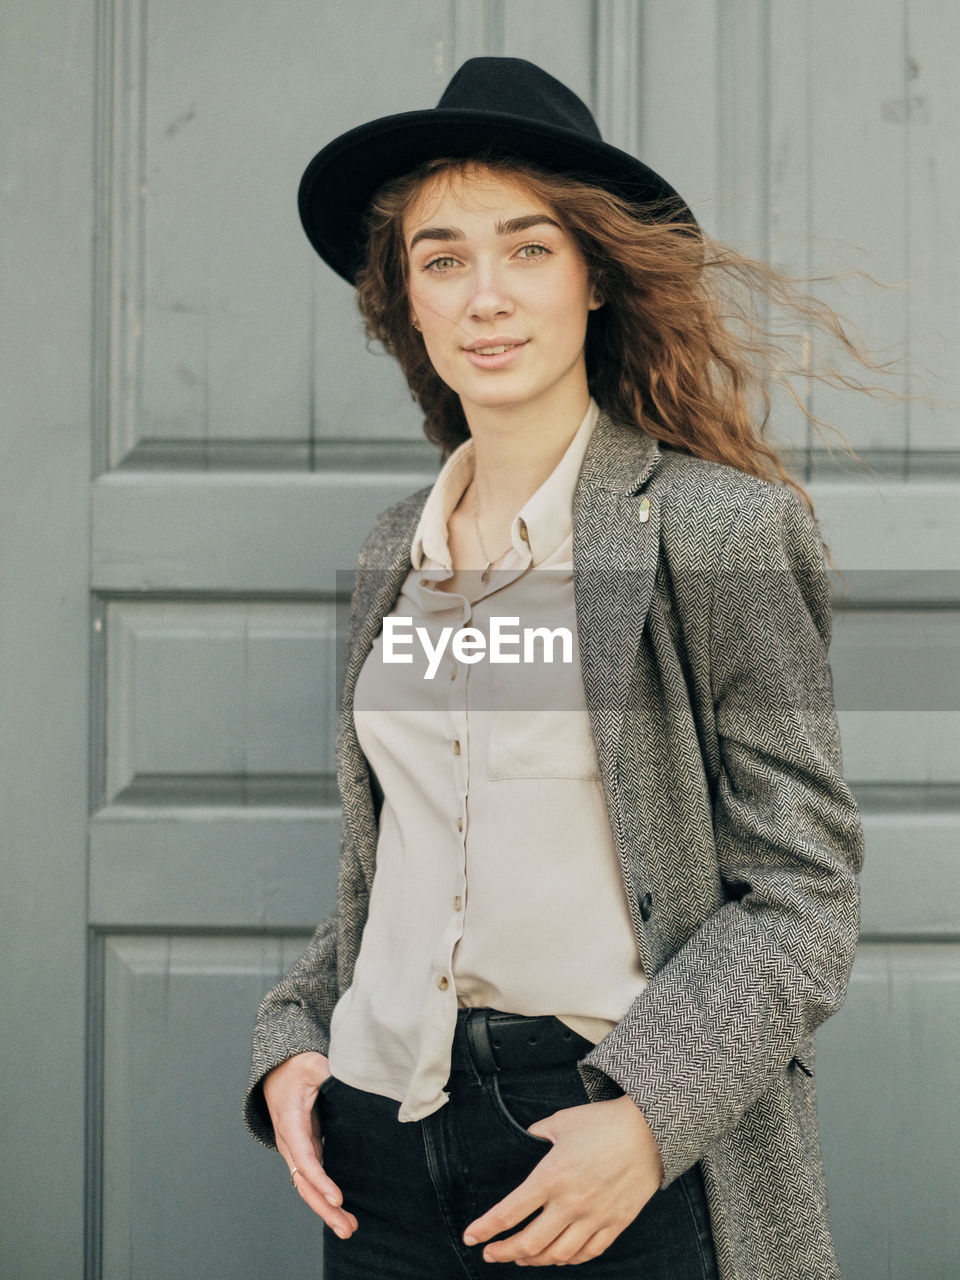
317, 1073, 340, 1098
488, 1074, 555, 1148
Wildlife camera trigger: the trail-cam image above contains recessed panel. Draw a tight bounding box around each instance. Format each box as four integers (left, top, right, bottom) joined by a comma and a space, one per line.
109, 0, 458, 465
104, 600, 338, 804
859, 814, 960, 937
100, 934, 320, 1280
817, 944, 960, 1279
831, 607, 960, 786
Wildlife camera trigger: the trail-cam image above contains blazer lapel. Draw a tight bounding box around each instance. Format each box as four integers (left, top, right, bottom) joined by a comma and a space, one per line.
573, 412, 662, 806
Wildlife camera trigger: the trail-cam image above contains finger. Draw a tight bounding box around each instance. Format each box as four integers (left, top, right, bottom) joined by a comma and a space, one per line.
565, 1225, 619, 1266
478, 1206, 588, 1266
277, 1137, 357, 1236
276, 1106, 343, 1201
276, 1129, 340, 1204
510, 1219, 600, 1268
290, 1164, 359, 1237
463, 1168, 549, 1246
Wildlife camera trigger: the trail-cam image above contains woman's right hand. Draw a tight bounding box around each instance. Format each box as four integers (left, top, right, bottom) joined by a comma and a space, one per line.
262, 1051, 358, 1238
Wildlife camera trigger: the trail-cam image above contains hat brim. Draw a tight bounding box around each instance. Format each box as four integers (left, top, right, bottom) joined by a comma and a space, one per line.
298, 109, 696, 284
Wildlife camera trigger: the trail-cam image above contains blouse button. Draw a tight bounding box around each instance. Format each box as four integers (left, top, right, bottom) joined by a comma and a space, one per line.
452, 739, 461, 755
450, 664, 457, 680
457, 817, 463, 832
518, 517, 529, 544
436, 975, 449, 991
453, 896, 463, 912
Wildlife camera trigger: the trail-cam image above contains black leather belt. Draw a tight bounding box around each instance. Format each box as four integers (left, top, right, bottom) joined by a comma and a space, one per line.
449, 1008, 594, 1073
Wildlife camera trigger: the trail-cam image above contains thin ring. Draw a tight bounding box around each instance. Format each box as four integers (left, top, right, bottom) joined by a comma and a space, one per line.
290, 1165, 300, 1189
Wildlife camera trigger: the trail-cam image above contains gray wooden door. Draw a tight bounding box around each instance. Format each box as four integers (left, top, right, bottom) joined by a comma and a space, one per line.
641, 6, 960, 1275
2, 3, 957, 1277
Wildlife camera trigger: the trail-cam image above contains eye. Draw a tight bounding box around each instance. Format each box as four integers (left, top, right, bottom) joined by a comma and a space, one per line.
516, 242, 551, 261
423, 254, 460, 273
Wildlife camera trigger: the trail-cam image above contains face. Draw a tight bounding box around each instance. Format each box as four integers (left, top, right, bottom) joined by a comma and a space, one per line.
402, 166, 602, 423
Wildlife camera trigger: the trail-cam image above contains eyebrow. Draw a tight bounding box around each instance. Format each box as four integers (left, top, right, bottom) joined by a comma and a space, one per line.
408, 214, 563, 252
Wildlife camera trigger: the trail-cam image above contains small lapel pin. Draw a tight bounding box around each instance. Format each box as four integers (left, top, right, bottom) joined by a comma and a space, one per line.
638, 497, 651, 523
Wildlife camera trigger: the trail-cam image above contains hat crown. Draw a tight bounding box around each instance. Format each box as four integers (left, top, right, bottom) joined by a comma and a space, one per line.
436, 57, 602, 142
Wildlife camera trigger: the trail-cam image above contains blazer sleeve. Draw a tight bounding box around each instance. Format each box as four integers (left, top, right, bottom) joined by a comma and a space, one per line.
242, 913, 340, 1147
580, 482, 864, 1187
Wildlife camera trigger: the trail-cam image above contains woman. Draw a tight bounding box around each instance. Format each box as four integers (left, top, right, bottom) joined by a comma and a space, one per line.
244, 58, 865, 1278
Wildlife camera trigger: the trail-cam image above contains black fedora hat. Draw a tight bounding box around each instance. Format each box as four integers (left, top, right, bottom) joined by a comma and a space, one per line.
298, 56, 696, 284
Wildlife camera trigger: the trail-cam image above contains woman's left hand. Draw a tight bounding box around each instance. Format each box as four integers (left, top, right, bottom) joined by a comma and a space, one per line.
462, 1094, 664, 1266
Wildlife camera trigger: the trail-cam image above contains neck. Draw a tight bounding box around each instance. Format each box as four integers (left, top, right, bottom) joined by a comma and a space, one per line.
461, 381, 592, 520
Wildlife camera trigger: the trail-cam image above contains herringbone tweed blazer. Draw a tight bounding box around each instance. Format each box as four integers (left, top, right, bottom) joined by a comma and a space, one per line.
245, 409, 864, 1280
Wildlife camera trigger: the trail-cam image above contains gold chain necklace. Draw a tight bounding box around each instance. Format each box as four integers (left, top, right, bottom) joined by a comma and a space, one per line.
470, 482, 515, 583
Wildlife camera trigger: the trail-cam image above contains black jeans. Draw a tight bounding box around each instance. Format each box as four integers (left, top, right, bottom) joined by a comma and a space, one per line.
318, 1048, 718, 1277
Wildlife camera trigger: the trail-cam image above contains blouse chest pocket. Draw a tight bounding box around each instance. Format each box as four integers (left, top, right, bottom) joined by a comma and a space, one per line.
487, 706, 602, 780
484, 628, 601, 781
477, 575, 598, 781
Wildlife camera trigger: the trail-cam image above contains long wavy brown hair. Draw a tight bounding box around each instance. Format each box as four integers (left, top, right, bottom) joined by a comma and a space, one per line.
355, 154, 887, 515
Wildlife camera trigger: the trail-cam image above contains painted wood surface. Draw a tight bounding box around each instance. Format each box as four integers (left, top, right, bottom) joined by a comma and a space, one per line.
0, 4, 95, 1277
2, 3, 958, 1277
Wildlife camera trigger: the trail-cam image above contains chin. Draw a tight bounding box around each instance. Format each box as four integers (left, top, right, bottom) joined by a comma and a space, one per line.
464, 395, 540, 417
456, 379, 544, 413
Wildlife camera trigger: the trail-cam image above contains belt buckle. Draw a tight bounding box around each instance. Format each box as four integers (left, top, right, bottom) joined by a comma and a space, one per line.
465, 1008, 500, 1074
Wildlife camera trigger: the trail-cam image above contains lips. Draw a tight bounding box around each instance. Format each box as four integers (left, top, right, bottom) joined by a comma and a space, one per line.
463, 338, 528, 370
463, 337, 526, 352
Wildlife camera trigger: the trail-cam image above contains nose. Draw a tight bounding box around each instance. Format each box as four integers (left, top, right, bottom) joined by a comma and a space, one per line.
466, 260, 514, 322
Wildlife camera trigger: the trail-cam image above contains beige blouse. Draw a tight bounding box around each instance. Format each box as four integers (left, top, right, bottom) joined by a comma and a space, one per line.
326, 398, 648, 1121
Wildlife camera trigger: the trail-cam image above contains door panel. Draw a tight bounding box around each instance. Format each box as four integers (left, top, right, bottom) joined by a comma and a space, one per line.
818, 945, 960, 1279
102, 600, 338, 804
100, 936, 314, 1279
